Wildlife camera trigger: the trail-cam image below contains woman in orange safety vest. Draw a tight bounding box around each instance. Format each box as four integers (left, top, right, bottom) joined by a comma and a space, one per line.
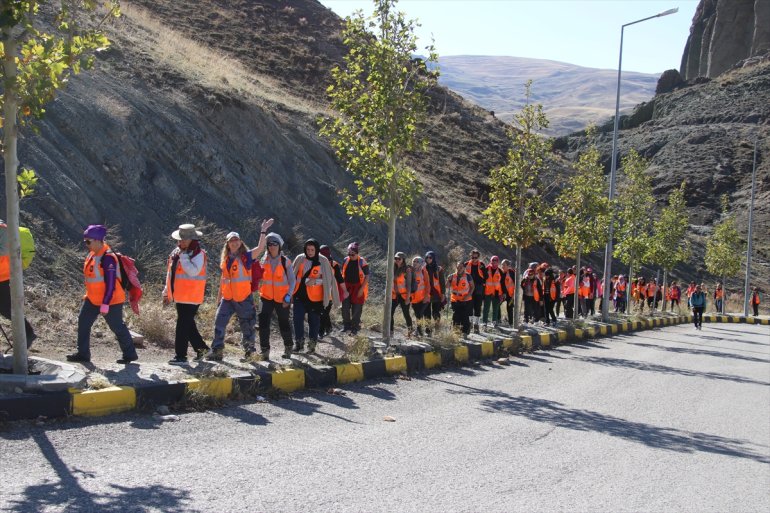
713, 282, 724, 314
501, 259, 516, 326
164, 223, 209, 365
482, 256, 503, 327
206, 218, 273, 362
751, 287, 761, 317
391, 251, 414, 335
447, 261, 475, 335
67, 224, 136, 364
410, 256, 431, 337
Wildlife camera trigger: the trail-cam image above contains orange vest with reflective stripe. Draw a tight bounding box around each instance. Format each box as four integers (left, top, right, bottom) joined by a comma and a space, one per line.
549, 281, 557, 301
715, 289, 723, 299
221, 254, 252, 302
533, 279, 541, 302
504, 271, 515, 297
752, 292, 760, 305
562, 275, 575, 296
294, 260, 324, 302
451, 273, 472, 302
342, 256, 369, 300
429, 267, 443, 298
260, 256, 290, 302
411, 267, 429, 303
392, 270, 408, 300
465, 261, 485, 280
484, 268, 502, 296
579, 277, 592, 298
647, 283, 658, 298
84, 244, 126, 306
167, 250, 207, 304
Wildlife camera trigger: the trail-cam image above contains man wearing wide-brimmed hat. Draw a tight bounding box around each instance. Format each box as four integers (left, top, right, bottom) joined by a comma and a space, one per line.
164, 224, 209, 365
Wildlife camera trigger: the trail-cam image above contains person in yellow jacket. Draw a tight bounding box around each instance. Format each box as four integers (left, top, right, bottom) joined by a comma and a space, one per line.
206, 219, 273, 362
0, 220, 36, 348
164, 224, 209, 366
258, 230, 296, 359
67, 225, 137, 364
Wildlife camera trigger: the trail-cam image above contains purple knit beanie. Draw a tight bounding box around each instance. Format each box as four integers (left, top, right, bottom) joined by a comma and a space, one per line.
83, 224, 107, 241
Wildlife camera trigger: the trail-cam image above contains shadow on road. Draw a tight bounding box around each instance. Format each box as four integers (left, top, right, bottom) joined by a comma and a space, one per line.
7, 431, 197, 513
628, 342, 770, 363
575, 355, 769, 387
442, 381, 770, 464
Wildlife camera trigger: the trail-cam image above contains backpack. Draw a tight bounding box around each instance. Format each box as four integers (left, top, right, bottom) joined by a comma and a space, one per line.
113, 252, 143, 315
19, 227, 35, 270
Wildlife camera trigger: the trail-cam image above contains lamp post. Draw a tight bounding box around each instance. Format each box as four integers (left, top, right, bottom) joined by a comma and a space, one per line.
743, 131, 758, 316
601, 7, 678, 322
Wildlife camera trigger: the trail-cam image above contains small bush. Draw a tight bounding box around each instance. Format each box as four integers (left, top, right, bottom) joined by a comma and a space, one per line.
345, 335, 371, 363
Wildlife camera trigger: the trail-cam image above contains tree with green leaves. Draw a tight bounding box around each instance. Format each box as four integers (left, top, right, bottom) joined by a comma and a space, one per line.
318, 0, 437, 344
613, 149, 655, 313
551, 127, 610, 319
2, 1, 120, 374
647, 181, 691, 312
480, 80, 550, 328
705, 195, 742, 314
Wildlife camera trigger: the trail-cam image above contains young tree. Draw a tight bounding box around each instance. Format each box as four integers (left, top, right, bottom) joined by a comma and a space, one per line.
551, 127, 610, 319
480, 80, 550, 328
647, 181, 691, 312
613, 149, 655, 312
2, 1, 119, 374
319, 0, 438, 344
705, 195, 742, 314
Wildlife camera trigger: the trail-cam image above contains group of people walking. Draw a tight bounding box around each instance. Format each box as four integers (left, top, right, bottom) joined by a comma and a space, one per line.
2, 221, 762, 365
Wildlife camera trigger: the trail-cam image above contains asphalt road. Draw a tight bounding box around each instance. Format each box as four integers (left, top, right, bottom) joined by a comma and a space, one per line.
1, 322, 769, 513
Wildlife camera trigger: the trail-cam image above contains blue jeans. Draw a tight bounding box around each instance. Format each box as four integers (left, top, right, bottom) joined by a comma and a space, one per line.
211, 296, 256, 351
77, 301, 136, 359
293, 299, 321, 342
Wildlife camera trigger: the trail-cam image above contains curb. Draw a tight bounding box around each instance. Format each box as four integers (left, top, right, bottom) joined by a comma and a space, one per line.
2, 314, 767, 422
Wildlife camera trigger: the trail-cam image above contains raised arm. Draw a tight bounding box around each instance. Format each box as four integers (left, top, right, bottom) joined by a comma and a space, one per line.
248, 218, 274, 259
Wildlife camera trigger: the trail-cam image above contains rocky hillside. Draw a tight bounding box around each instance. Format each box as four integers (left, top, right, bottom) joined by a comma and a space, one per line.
438, 55, 658, 136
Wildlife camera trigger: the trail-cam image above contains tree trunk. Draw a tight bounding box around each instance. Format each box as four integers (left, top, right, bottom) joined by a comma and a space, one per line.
573, 250, 581, 320
722, 274, 726, 314
382, 209, 397, 344
627, 262, 633, 313
3, 31, 29, 375
661, 269, 668, 313
513, 246, 521, 329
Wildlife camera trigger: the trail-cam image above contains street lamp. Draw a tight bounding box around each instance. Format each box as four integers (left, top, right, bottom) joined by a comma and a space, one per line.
601, 7, 679, 323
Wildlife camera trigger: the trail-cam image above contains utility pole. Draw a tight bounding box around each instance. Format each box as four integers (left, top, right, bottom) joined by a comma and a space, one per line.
743, 133, 758, 316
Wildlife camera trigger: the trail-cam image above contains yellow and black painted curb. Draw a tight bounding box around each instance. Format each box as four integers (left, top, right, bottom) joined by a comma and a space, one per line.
2, 314, 766, 422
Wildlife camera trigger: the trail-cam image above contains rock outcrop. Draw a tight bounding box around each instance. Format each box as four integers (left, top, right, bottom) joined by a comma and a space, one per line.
680, 0, 770, 80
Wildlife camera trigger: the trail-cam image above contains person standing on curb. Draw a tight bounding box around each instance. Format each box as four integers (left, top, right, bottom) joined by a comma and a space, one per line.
410, 256, 430, 337
341, 242, 369, 335
562, 268, 576, 319
690, 283, 706, 330
164, 224, 209, 365
292, 239, 340, 353
67, 225, 137, 364
750, 287, 760, 317
258, 231, 295, 359
614, 275, 628, 313
464, 249, 487, 334
482, 256, 503, 327
521, 266, 541, 324
501, 259, 516, 326
669, 281, 682, 313
390, 252, 414, 336
543, 267, 559, 325
424, 251, 445, 336
448, 261, 474, 336
318, 245, 346, 338
0, 220, 36, 348
206, 219, 273, 362
714, 283, 724, 314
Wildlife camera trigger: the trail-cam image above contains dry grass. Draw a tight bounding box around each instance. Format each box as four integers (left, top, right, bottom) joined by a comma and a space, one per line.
344, 335, 371, 363
175, 388, 226, 411
86, 373, 113, 390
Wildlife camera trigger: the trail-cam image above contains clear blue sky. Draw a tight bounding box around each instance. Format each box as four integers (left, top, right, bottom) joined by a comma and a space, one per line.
319, 0, 700, 74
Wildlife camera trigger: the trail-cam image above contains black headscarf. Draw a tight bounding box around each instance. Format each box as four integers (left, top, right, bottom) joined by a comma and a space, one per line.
304, 238, 320, 265
425, 250, 438, 272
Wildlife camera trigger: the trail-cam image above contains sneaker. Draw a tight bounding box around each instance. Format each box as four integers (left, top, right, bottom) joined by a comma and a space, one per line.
65, 352, 90, 363
205, 348, 223, 361
193, 349, 207, 361
168, 356, 188, 366
117, 355, 138, 365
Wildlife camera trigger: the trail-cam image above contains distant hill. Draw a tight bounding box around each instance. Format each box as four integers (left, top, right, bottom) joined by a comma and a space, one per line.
438, 55, 659, 136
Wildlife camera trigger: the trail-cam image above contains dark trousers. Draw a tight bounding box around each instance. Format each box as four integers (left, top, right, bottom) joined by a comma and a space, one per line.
752, 303, 759, 317
412, 301, 428, 334
293, 299, 321, 342
77, 300, 136, 359
451, 301, 471, 335
428, 300, 442, 320
563, 296, 574, 319
693, 306, 704, 327
320, 303, 333, 336
471, 292, 483, 317
616, 297, 627, 313
504, 297, 514, 325
554, 297, 562, 317
0, 280, 35, 346
390, 296, 413, 330
544, 297, 557, 324
174, 303, 207, 358
259, 299, 293, 351
523, 296, 538, 323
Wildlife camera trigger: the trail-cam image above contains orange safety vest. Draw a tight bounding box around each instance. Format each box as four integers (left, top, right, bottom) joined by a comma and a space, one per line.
342, 256, 369, 301
549, 280, 557, 301
464, 261, 485, 280
715, 289, 723, 299
646, 283, 658, 298
221, 254, 253, 302
411, 267, 429, 303
294, 260, 324, 302
392, 270, 409, 300
579, 277, 592, 298
429, 267, 443, 298
532, 279, 541, 302
166, 250, 207, 304
84, 244, 126, 306
504, 271, 515, 297
670, 286, 681, 300
752, 292, 760, 305
260, 256, 290, 302
0, 222, 8, 282
484, 268, 502, 296
562, 275, 576, 297
450, 273, 472, 302
617, 281, 627, 292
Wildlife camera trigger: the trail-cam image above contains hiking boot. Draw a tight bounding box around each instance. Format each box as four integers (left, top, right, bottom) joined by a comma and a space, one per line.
168, 356, 188, 366
193, 349, 207, 362
240, 349, 256, 362
282, 347, 292, 359
260, 349, 270, 360
340, 325, 351, 333
117, 355, 138, 365
473, 324, 480, 334
307, 339, 318, 354
205, 348, 223, 361
65, 352, 90, 363
294, 340, 304, 352
407, 327, 414, 338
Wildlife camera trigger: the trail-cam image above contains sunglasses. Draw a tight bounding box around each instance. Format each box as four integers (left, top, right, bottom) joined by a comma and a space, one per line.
394, 257, 402, 261
267, 242, 279, 247
425, 256, 433, 259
